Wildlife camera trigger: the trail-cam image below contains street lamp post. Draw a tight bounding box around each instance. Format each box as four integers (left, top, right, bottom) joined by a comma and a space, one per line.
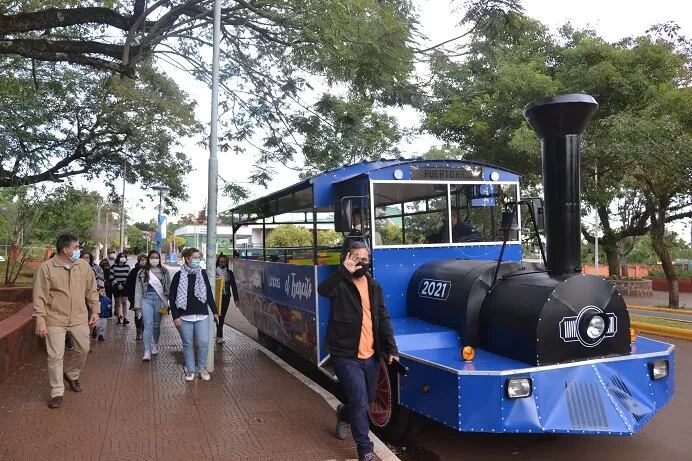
152, 184, 170, 253
119, 158, 127, 253
96, 200, 103, 260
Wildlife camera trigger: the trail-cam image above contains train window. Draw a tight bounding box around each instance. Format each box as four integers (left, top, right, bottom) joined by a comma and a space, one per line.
374, 183, 449, 245
450, 183, 519, 242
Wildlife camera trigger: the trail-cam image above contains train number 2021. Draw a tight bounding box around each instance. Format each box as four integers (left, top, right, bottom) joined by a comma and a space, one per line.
418, 279, 451, 301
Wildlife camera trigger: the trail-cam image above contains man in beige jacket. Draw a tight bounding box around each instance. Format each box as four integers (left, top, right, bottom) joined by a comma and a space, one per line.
33, 234, 100, 408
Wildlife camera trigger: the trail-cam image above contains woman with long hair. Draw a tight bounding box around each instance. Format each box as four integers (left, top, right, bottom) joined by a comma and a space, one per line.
99, 258, 113, 300
134, 250, 171, 361
169, 248, 218, 381
110, 252, 131, 324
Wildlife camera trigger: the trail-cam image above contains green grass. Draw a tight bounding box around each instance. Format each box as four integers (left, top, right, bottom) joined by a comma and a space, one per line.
631, 314, 692, 330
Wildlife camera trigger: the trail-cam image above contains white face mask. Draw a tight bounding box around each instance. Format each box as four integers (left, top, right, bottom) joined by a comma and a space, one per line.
119, 257, 127, 264
149, 258, 160, 267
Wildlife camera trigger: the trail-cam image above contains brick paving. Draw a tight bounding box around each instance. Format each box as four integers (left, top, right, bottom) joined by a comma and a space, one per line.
0, 312, 364, 461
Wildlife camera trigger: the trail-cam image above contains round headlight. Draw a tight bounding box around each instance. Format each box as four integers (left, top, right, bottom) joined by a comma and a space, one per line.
586, 315, 606, 339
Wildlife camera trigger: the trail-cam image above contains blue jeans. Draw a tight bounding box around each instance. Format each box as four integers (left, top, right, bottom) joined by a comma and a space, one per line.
179, 318, 209, 373
141, 288, 163, 353
332, 355, 379, 458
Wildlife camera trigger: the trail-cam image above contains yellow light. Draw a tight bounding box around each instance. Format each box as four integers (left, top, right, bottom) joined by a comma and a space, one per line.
462, 346, 475, 362
630, 327, 638, 343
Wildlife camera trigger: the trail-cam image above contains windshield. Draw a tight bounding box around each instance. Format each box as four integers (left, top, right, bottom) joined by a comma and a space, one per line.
372, 182, 519, 246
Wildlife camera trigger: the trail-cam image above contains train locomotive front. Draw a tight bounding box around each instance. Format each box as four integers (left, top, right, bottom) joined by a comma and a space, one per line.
389, 95, 674, 436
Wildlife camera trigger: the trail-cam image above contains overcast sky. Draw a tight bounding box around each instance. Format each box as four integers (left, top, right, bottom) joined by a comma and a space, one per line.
108, 0, 692, 241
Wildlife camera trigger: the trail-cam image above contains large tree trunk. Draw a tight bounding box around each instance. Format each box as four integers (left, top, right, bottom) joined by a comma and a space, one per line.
650, 212, 679, 307
601, 236, 620, 277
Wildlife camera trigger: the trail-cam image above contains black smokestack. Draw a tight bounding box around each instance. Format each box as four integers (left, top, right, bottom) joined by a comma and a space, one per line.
523, 94, 598, 276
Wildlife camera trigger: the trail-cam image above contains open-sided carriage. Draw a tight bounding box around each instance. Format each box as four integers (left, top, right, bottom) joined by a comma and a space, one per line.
228, 95, 674, 438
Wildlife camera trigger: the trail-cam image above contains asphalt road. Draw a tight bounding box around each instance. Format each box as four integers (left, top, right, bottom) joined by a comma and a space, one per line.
404, 336, 691, 461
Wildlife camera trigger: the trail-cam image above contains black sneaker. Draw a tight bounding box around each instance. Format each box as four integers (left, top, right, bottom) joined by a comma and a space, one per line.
359, 453, 375, 461
98, 335, 105, 342
335, 404, 349, 440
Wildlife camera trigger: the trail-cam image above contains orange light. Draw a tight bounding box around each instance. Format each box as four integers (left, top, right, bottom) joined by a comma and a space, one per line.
630, 328, 638, 343
462, 346, 475, 362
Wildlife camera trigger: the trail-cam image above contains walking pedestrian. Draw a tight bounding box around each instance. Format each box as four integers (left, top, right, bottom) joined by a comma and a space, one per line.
81, 251, 104, 285
110, 252, 130, 324
99, 259, 113, 300
126, 253, 147, 339
32, 234, 100, 409
107, 250, 116, 266
169, 247, 218, 382
94, 283, 112, 341
134, 250, 171, 361
317, 241, 399, 461
215, 253, 239, 344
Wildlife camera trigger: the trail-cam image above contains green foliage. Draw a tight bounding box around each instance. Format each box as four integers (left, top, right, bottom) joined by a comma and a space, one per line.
648, 269, 692, 278
266, 225, 312, 248
293, 95, 404, 177
266, 224, 342, 248
316, 230, 342, 247
379, 223, 403, 245
0, 61, 198, 208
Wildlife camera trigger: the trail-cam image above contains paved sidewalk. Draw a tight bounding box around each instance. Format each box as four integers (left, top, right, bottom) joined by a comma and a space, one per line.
0, 312, 366, 460
624, 290, 692, 309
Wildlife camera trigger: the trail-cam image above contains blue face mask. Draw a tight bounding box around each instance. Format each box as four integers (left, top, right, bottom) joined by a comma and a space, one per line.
70, 249, 81, 262
190, 258, 201, 269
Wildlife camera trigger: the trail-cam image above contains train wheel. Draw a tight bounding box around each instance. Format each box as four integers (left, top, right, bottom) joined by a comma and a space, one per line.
368, 358, 417, 441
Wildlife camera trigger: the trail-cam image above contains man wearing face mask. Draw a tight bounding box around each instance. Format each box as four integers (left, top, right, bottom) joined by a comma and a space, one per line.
32, 234, 100, 409
317, 241, 398, 461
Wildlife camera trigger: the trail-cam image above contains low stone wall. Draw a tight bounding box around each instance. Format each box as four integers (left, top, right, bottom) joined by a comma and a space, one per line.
609, 279, 654, 297
0, 288, 41, 382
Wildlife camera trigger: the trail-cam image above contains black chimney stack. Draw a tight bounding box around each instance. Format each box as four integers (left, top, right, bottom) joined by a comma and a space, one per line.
523, 94, 598, 276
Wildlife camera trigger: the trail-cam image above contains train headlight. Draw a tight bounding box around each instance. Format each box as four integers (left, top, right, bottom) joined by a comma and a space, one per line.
586, 315, 606, 339
649, 360, 668, 380
505, 378, 532, 399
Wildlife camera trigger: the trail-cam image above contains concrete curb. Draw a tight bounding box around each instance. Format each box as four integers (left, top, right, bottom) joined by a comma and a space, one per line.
230, 327, 400, 461
629, 305, 692, 316
632, 321, 692, 341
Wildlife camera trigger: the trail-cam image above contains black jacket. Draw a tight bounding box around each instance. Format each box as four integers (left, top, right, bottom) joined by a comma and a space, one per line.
169, 270, 218, 319
218, 267, 239, 302
125, 266, 141, 306
318, 265, 398, 359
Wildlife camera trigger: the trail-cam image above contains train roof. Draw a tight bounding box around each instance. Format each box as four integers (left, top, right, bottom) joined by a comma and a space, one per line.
228, 158, 520, 222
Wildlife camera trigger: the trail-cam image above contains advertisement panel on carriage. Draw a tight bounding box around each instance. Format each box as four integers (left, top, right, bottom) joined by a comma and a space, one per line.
234, 259, 318, 363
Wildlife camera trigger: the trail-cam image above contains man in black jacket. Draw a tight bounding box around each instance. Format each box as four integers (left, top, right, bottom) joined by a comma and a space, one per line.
318, 241, 398, 461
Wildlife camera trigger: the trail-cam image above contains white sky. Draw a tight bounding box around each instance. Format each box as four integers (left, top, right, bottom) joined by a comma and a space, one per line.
91, 0, 692, 241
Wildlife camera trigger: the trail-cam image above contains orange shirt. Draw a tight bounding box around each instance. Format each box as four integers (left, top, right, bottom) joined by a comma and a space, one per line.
352, 276, 375, 359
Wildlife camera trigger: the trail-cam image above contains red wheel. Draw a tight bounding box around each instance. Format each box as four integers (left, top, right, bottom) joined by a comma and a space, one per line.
368, 359, 393, 427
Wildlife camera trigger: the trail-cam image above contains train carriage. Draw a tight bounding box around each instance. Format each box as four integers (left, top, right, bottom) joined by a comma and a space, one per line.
229, 94, 674, 438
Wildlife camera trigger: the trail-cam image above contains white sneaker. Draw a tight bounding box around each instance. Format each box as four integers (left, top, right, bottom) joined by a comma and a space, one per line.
142, 352, 151, 361
198, 369, 211, 381
216, 337, 225, 344
184, 373, 195, 382
151, 344, 159, 355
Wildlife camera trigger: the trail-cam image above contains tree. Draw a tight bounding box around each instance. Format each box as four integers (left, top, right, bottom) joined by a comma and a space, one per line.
0, 60, 198, 204
421, 15, 692, 305
292, 95, 404, 178
266, 225, 312, 248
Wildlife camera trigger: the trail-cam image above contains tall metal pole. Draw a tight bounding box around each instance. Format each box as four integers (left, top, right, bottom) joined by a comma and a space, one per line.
206, 0, 221, 372
96, 201, 103, 260
104, 210, 110, 259
594, 166, 599, 275
157, 191, 163, 253
120, 159, 127, 253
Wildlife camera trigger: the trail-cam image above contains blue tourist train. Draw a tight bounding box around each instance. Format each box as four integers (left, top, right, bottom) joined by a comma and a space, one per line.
228, 94, 674, 438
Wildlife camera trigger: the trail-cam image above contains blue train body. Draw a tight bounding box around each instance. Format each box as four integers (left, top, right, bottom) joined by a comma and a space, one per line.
231, 153, 674, 436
